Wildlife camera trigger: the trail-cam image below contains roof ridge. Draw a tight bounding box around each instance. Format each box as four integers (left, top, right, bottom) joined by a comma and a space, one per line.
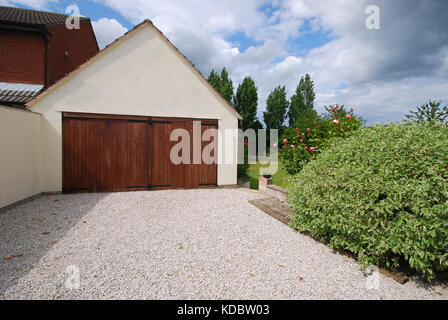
0, 5, 81, 17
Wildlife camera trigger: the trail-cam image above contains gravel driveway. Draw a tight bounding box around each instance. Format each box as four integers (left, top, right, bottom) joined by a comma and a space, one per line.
0, 188, 446, 300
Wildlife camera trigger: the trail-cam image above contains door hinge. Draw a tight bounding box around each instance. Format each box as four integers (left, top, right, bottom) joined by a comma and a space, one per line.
201, 123, 218, 127
127, 184, 171, 189
62, 116, 89, 121
63, 187, 89, 192
127, 119, 148, 123
126, 119, 152, 125
127, 185, 150, 189
151, 120, 172, 125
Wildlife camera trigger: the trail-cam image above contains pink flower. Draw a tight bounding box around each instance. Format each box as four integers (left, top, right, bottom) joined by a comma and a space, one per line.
307, 128, 311, 131
273, 143, 278, 148
283, 139, 288, 143
296, 128, 299, 130
305, 146, 309, 150
301, 133, 305, 137
290, 145, 295, 149
314, 121, 317, 124
331, 105, 339, 112
333, 120, 340, 124
346, 114, 352, 119
244, 141, 249, 147
310, 147, 315, 152
300, 139, 303, 143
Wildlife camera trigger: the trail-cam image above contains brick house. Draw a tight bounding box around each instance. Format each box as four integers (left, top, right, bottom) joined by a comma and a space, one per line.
0, 6, 99, 106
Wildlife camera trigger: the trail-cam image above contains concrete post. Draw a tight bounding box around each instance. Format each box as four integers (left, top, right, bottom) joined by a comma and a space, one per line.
259, 176, 273, 191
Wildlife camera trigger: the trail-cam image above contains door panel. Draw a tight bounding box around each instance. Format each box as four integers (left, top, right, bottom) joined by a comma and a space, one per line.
107, 120, 150, 192
89, 119, 108, 192
150, 121, 172, 190
63, 117, 150, 193
62, 118, 92, 192
199, 124, 218, 187
168, 120, 187, 189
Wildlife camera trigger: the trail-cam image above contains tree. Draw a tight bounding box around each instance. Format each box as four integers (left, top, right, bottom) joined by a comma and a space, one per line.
288, 74, 316, 128
207, 67, 234, 104
264, 85, 289, 129
207, 69, 220, 92
253, 119, 263, 130
219, 68, 234, 104
406, 100, 448, 124
234, 76, 259, 130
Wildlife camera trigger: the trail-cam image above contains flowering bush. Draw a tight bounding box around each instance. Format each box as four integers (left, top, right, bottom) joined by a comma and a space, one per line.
288, 123, 448, 281
323, 105, 362, 139
280, 105, 362, 175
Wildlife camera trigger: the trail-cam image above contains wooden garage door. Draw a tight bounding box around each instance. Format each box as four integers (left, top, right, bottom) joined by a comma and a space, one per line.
198, 122, 218, 187
150, 118, 218, 190
62, 113, 218, 193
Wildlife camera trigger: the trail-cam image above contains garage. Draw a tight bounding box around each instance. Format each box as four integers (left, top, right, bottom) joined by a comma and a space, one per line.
24, 20, 241, 195
62, 112, 217, 193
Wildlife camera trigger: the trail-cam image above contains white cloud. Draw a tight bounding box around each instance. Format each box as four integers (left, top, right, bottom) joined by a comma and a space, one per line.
321, 77, 448, 124
92, 18, 128, 49
282, 0, 448, 123
0, 0, 56, 9
92, 0, 448, 124
5, 0, 447, 124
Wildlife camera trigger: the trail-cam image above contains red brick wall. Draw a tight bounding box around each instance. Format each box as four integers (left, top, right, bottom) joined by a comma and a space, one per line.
0, 29, 46, 85
46, 21, 99, 85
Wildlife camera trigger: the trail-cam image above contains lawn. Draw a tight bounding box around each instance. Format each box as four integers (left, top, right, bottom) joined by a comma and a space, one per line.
247, 161, 292, 190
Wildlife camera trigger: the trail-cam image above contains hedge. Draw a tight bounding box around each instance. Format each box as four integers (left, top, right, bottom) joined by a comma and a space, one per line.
287, 122, 448, 281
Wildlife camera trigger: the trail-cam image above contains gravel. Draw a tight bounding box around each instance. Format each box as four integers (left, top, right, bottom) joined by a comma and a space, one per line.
0, 188, 447, 300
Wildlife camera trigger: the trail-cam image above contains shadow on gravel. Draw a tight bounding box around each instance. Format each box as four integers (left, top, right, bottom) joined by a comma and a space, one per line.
412, 272, 448, 291
0, 193, 107, 296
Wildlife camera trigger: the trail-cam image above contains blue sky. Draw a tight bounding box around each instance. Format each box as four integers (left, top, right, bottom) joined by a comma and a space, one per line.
2, 0, 448, 125
13, 1, 332, 58
11, 0, 130, 28
226, 32, 264, 54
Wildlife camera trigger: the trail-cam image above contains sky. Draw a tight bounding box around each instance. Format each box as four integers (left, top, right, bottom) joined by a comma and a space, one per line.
2, 0, 448, 125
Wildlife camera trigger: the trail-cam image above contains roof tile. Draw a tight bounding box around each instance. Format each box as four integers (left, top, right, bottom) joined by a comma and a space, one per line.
0, 82, 43, 104
0, 6, 89, 26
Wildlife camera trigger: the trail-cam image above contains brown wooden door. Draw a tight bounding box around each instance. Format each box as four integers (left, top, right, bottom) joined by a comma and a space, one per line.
63, 115, 150, 193
106, 119, 150, 192
150, 119, 191, 190
199, 122, 218, 187
150, 119, 177, 190
62, 113, 218, 193
62, 117, 94, 193
150, 119, 218, 190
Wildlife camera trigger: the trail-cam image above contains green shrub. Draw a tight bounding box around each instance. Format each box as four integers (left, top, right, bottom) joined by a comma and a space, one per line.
238, 142, 249, 180
287, 123, 448, 281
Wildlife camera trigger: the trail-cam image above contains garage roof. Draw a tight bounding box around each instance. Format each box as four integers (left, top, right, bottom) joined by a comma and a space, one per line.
26, 19, 242, 120
0, 82, 43, 105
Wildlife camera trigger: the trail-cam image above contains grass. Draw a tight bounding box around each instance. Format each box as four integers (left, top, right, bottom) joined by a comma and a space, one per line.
247, 161, 292, 190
